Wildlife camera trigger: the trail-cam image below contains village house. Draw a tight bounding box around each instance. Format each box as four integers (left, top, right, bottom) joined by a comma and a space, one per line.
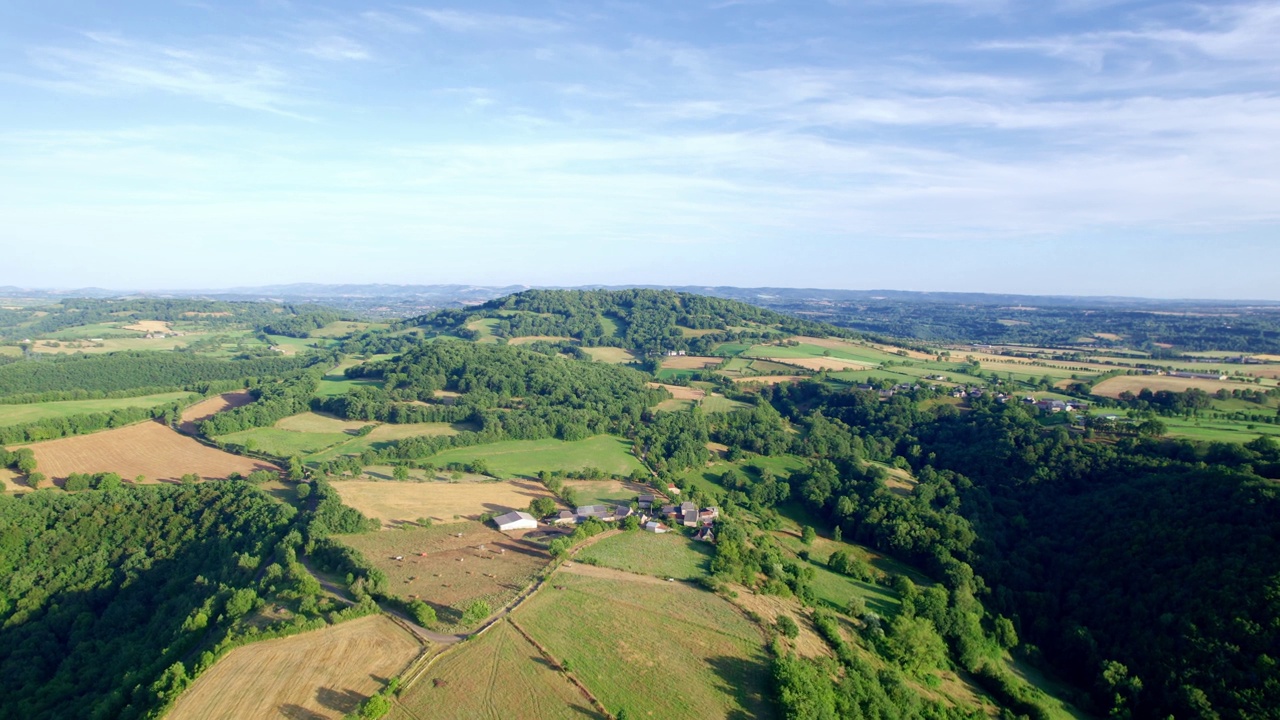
552, 510, 576, 525
637, 494, 656, 510
575, 505, 610, 522
643, 520, 670, 533
693, 526, 715, 542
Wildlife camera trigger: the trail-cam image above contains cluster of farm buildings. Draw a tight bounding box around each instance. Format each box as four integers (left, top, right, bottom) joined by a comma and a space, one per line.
491, 494, 720, 542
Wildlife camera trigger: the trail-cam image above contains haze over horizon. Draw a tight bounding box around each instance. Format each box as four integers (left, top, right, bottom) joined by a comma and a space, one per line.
2, 1, 1277, 298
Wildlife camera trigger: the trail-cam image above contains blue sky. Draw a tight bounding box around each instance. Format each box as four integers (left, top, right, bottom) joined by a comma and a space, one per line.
1, 1, 1277, 298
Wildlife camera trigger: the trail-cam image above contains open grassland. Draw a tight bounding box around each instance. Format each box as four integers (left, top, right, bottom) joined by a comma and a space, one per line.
660, 355, 722, 370
576, 530, 712, 580
648, 382, 705, 401
25, 334, 199, 354
465, 318, 501, 343
316, 376, 382, 397
179, 391, 253, 434
395, 620, 594, 720
1161, 417, 1280, 443
1091, 374, 1244, 398
334, 478, 559, 526
340, 521, 552, 630
309, 320, 388, 338
700, 394, 750, 413
507, 335, 576, 345
22, 421, 276, 483
581, 346, 638, 363
515, 570, 772, 719
561, 479, 653, 508
0, 391, 192, 427
266, 334, 325, 355
277, 412, 372, 433
728, 583, 832, 659
221, 427, 351, 457
307, 422, 470, 463
765, 355, 874, 372
426, 436, 644, 479
120, 320, 170, 333
168, 615, 421, 720
733, 375, 807, 386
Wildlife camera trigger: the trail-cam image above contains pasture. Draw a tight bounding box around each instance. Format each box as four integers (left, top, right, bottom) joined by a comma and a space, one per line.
425, 435, 644, 479
764, 355, 873, 372
221, 412, 372, 457
168, 615, 421, 720
582, 346, 638, 363
339, 521, 552, 631
515, 570, 773, 719
21, 421, 276, 483
561, 478, 652, 508
700, 394, 750, 413
0, 391, 193, 427
660, 355, 722, 370
576, 530, 712, 581
1091, 374, 1243, 398
648, 382, 705, 401
333, 478, 559, 526
396, 620, 594, 720
309, 320, 388, 338
179, 391, 253, 434
733, 375, 806, 386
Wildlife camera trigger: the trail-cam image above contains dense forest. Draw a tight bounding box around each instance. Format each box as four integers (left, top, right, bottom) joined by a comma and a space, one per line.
695, 380, 1280, 718
0, 351, 324, 398
0, 298, 345, 341
0, 483, 298, 718
405, 288, 846, 355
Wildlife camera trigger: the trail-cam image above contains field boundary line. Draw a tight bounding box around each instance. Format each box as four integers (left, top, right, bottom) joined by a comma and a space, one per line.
507, 617, 614, 720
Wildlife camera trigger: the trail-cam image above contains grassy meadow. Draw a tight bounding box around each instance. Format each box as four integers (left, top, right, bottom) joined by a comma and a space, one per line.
0, 391, 193, 426
425, 435, 644, 479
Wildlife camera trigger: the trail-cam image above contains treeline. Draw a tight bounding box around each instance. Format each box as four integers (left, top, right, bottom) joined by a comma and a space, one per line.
0, 297, 349, 342
0, 398, 196, 445
0, 482, 298, 718
404, 289, 848, 355
739, 379, 1280, 717
0, 351, 321, 397
199, 369, 327, 436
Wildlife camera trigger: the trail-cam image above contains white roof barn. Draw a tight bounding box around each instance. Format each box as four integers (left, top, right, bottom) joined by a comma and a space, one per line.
492, 511, 537, 531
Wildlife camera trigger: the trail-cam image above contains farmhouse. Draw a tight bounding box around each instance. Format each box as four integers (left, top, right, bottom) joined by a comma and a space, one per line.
553, 510, 576, 525
644, 521, 670, 533
576, 505, 610, 522
612, 505, 633, 520
693, 526, 715, 543
492, 511, 537, 532
637, 493, 656, 510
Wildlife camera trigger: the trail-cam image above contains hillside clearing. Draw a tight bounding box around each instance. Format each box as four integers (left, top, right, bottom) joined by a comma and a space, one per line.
21, 421, 276, 483
515, 569, 773, 719
168, 615, 421, 720
582, 346, 638, 363
333, 478, 559, 526
178, 391, 254, 434
648, 382, 705, 401
660, 355, 722, 370
425, 436, 644, 479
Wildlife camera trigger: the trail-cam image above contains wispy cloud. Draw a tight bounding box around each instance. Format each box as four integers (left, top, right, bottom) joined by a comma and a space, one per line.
303, 36, 370, 61
413, 9, 565, 34
20, 32, 303, 116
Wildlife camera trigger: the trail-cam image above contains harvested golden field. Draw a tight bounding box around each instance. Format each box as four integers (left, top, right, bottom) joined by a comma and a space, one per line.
767, 356, 872, 372
648, 382, 705, 400
659, 355, 722, 370
121, 320, 171, 333
23, 421, 276, 483
396, 620, 595, 720
1253, 354, 1280, 362
0, 468, 23, 492
179, 391, 253, 434
1092, 375, 1240, 399
168, 615, 421, 720
582, 346, 638, 363
333, 478, 558, 526
733, 375, 806, 385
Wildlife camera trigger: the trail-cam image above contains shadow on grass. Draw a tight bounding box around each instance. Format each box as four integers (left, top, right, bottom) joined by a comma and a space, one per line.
706, 653, 773, 720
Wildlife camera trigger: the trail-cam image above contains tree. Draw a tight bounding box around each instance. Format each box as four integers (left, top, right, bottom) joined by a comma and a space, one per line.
528, 496, 558, 518
15, 452, 36, 475
26, 472, 45, 489
295, 482, 312, 500
392, 465, 410, 481
832, 525, 842, 543
461, 600, 491, 626
288, 456, 305, 481
801, 525, 816, 545
408, 600, 437, 627
776, 614, 799, 639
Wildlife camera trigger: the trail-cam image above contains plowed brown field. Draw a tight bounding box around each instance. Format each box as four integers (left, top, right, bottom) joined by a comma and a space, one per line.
23, 421, 276, 483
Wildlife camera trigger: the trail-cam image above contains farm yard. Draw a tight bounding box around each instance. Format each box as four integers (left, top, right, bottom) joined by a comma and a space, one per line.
338, 521, 553, 631
513, 569, 773, 720
168, 615, 422, 720
424, 436, 644, 479
333, 478, 560, 526
21, 421, 276, 483
395, 620, 595, 720
0, 391, 194, 427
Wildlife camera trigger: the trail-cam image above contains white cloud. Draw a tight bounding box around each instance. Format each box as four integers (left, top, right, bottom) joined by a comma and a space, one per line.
413, 9, 565, 34
303, 36, 370, 61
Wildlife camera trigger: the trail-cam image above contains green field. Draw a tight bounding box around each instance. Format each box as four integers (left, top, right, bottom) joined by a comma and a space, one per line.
0, 391, 193, 426
426, 435, 644, 478
307, 422, 470, 462
396, 621, 595, 719
314, 377, 382, 397
308, 320, 388, 338
700, 394, 749, 413
1161, 417, 1280, 443
577, 530, 712, 581
220, 427, 351, 457
515, 571, 772, 719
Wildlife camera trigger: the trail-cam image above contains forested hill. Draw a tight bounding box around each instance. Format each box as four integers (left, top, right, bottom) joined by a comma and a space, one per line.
403, 288, 848, 355
0, 298, 347, 341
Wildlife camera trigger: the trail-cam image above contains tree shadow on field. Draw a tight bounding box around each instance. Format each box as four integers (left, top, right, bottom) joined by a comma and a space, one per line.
706, 654, 771, 720
279, 704, 327, 720
315, 686, 367, 714
569, 705, 608, 719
